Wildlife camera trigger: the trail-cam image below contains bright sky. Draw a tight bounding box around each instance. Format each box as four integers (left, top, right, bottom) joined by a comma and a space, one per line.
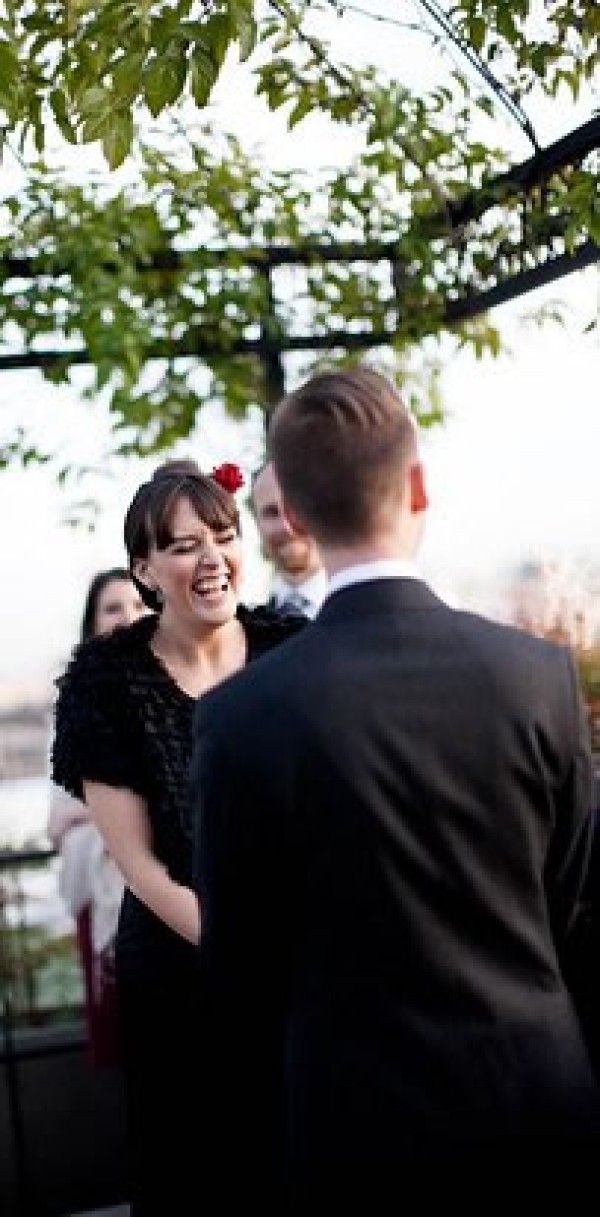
0, 3, 598, 699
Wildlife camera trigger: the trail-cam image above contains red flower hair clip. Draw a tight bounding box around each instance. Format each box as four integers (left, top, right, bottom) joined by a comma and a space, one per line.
211, 462, 245, 494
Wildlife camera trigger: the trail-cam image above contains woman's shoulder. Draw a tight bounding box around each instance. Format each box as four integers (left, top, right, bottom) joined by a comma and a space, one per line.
56, 615, 158, 694
52, 620, 158, 799
238, 602, 308, 658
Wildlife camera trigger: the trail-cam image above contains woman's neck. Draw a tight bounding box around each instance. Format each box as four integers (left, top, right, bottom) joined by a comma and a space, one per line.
151, 611, 247, 697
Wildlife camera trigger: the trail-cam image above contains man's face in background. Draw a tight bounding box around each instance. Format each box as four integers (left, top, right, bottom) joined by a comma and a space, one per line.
251, 462, 319, 579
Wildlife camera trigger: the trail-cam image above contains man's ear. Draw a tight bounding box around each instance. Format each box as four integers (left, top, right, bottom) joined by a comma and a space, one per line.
409, 462, 429, 514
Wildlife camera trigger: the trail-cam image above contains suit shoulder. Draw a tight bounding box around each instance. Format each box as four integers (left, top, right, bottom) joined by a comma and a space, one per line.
454, 608, 565, 659
450, 608, 575, 701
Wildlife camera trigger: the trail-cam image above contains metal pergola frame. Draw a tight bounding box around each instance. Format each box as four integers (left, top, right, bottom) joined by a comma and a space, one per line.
1, 115, 597, 403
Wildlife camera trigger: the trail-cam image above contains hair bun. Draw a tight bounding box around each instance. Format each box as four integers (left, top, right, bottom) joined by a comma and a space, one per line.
152, 458, 201, 481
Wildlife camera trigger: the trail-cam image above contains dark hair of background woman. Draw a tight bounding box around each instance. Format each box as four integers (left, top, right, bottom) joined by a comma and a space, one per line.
80, 569, 134, 643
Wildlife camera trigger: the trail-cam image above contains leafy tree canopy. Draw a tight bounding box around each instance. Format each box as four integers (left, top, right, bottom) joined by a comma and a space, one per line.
0, 1, 597, 476
0, 1, 596, 165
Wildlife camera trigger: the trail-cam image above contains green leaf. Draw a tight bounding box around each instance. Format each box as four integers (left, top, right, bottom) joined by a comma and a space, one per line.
143, 49, 187, 117
229, 0, 256, 62
78, 86, 110, 121
201, 13, 233, 73
102, 108, 134, 169
469, 16, 486, 52
496, 7, 518, 44
188, 14, 233, 108
0, 39, 18, 103
49, 89, 77, 144
112, 51, 146, 102
190, 45, 218, 108
288, 93, 312, 129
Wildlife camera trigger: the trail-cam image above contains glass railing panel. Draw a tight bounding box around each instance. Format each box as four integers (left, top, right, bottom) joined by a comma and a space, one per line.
0, 847, 84, 1029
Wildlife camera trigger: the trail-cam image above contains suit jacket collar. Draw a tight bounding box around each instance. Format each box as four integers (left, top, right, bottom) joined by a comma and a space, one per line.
316, 577, 444, 624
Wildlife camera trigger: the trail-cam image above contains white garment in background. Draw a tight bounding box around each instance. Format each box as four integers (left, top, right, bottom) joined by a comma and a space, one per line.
48, 781, 124, 953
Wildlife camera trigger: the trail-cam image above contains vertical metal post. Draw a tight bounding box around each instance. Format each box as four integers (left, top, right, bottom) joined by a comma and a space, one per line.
258, 262, 286, 429
2, 996, 29, 1214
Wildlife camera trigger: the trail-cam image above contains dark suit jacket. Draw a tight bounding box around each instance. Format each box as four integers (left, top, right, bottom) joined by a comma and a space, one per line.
191, 579, 599, 1208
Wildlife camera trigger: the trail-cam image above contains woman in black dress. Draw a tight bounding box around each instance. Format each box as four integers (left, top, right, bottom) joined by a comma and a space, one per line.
52, 459, 305, 1214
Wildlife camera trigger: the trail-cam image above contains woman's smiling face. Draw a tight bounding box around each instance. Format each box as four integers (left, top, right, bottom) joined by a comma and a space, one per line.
139, 495, 243, 627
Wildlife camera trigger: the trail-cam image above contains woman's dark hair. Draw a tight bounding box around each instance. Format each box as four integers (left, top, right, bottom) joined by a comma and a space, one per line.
80, 569, 133, 642
124, 459, 241, 611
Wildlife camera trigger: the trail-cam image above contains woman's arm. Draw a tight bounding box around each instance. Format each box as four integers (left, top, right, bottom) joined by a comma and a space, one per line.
83, 781, 200, 945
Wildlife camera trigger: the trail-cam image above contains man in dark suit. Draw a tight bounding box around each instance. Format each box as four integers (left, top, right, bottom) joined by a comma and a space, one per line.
192, 366, 599, 1209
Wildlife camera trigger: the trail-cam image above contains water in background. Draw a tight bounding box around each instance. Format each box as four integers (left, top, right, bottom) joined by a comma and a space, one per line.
0, 774, 51, 848
0, 774, 72, 934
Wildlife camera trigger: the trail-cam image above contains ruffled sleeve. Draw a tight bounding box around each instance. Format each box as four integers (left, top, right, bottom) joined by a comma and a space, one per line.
238, 603, 308, 661
51, 633, 146, 802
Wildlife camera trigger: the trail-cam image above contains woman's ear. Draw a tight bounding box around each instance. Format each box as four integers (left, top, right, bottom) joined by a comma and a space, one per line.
134, 559, 154, 590
132, 561, 163, 610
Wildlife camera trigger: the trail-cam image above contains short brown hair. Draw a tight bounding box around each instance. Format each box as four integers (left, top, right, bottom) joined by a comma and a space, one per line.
124, 459, 240, 609
268, 366, 416, 545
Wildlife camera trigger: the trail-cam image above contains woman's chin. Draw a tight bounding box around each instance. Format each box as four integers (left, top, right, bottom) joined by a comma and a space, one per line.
191, 590, 237, 621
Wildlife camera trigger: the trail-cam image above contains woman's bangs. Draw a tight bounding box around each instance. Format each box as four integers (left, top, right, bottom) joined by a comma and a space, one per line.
154, 480, 238, 549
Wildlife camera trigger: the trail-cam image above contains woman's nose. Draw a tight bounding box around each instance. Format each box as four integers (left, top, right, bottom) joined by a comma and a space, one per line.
197, 540, 221, 567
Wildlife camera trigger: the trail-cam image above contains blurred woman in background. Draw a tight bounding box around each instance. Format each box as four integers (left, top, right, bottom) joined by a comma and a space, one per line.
48, 568, 146, 1066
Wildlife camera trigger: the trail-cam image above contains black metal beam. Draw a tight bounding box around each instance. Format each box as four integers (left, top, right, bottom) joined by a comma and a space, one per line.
0, 241, 402, 278
444, 239, 599, 321
1, 117, 597, 282
445, 115, 600, 231
0, 847, 56, 867
0, 241, 595, 372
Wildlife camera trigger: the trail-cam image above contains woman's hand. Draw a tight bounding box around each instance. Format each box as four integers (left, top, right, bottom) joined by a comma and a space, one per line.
84, 782, 201, 944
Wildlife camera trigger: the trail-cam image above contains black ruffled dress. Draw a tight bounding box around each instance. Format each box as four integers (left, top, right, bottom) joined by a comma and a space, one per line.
52, 606, 305, 1214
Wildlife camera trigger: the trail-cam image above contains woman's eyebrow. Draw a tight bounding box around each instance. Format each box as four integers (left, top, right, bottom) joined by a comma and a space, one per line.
167, 527, 231, 543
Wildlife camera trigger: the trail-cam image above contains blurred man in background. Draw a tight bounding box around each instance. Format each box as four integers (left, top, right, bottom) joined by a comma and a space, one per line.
251, 460, 326, 618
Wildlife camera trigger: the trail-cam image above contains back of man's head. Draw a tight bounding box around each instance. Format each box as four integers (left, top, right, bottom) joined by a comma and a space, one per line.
268, 365, 417, 547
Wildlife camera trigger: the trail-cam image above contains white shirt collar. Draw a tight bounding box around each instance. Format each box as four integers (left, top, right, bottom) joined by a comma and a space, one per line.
273, 568, 328, 618
326, 559, 419, 599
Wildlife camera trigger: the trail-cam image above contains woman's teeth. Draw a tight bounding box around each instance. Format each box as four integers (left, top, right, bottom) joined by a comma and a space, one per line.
193, 575, 229, 595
